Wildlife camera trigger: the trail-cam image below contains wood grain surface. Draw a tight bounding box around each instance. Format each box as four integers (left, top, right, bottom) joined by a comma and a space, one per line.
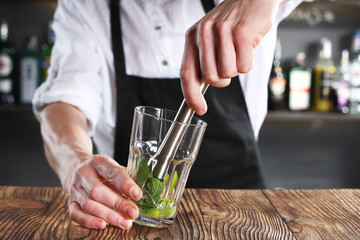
263, 189, 360, 240
0, 186, 359, 239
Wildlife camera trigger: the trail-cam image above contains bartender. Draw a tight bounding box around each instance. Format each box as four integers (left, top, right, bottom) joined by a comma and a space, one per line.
33, 0, 302, 230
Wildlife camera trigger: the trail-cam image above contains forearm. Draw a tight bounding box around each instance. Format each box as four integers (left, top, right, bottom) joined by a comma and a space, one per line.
39, 102, 93, 190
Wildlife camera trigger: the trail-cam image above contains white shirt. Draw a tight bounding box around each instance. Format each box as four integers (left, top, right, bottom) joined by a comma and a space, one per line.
33, 0, 302, 158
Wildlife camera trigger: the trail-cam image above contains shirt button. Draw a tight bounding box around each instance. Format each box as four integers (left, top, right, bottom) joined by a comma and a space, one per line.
162, 60, 168, 66
155, 26, 161, 30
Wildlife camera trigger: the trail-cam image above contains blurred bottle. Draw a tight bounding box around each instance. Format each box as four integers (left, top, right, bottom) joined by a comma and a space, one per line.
334, 49, 350, 114
288, 52, 312, 111
19, 35, 41, 105
349, 29, 360, 115
41, 21, 55, 83
313, 37, 336, 112
268, 39, 286, 111
0, 19, 15, 105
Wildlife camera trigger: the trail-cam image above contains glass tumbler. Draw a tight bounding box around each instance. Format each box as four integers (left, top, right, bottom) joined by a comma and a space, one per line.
127, 106, 207, 228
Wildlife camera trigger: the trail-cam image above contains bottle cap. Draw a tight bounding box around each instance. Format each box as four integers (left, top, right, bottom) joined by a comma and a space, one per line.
320, 37, 332, 59
352, 29, 360, 52
0, 19, 8, 41
27, 35, 38, 50
296, 52, 306, 65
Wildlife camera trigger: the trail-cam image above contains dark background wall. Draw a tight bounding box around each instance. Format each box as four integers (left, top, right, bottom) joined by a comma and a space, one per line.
0, 0, 56, 53
0, 0, 360, 189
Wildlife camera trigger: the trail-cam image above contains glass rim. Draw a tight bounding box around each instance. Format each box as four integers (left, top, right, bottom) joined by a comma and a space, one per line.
135, 106, 207, 128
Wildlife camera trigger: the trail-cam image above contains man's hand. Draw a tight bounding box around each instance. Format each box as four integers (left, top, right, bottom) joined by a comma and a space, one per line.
180, 0, 283, 115
40, 102, 142, 229
65, 155, 142, 229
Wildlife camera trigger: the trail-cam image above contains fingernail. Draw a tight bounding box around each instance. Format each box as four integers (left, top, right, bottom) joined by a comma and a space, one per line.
119, 216, 131, 229
130, 186, 142, 199
197, 107, 206, 116
125, 206, 136, 219
94, 221, 106, 229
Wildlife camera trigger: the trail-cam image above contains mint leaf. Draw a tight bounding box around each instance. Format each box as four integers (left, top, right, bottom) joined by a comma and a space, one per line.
134, 158, 178, 218
163, 170, 178, 193
135, 158, 165, 210
141, 177, 164, 209
139, 198, 177, 218
170, 171, 178, 193
135, 158, 152, 189
163, 173, 169, 185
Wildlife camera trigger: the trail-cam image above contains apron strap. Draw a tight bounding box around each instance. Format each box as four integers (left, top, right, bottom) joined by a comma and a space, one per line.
201, 0, 215, 13
110, 0, 129, 162
110, 0, 127, 85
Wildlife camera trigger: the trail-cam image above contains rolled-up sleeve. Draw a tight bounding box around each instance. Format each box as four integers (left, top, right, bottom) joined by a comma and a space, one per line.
33, 0, 103, 135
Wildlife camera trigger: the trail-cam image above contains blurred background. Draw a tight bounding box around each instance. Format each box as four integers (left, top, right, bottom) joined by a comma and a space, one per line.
0, 0, 359, 189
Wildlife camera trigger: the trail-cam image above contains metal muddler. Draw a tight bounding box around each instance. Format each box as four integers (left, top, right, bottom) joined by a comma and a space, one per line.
150, 81, 209, 180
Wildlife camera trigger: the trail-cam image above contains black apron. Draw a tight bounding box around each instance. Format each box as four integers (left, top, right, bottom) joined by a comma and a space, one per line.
110, 0, 265, 189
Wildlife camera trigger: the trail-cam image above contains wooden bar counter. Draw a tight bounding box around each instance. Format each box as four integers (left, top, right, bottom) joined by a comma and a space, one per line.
0, 186, 359, 239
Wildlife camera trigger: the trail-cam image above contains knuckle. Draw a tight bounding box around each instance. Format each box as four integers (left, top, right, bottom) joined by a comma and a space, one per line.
109, 168, 129, 189
185, 26, 195, 40
202, 74, 219, 85
82, 199, 93, 213
114, 196, 124, 211
237, 61, 253, 73
219, 69, 237, 79
71, 187, 88, 208
75, 166, 86, 179
106, 210, 120, 223
91, 155, 101, 165
196, 20, 214, 47
68, 201, 77, 214
88, 182, 103, 200
253, 34, 263, 49
198, 19, 213, 36
207, 77, 231, 88
216, 20, 230, 36
234, 23, 247, 40
180, 68, 192, 82
69, 209, 77, 221
184, 97, 198, 109
79, 195, 88, 208
120, 179, 134, 191
68, 185, 79, 202
107, 167, 122, 180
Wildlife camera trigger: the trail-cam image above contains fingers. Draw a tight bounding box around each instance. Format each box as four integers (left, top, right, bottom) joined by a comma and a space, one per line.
69, 201, 107, 229
180, 0, 281, 114
69, 194, 133, 230
69, 197, 133, 230
198, 19, 233, 87
233, 26, 254, 73
67, 155, 143, 229
79, 174, 139, 219
197, 20, 218, 85
180, 27, 207, 115
216, 17, 238, 79
198, 14, 252, 79
69, 176, 135, 229
92, 155, 142, 201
